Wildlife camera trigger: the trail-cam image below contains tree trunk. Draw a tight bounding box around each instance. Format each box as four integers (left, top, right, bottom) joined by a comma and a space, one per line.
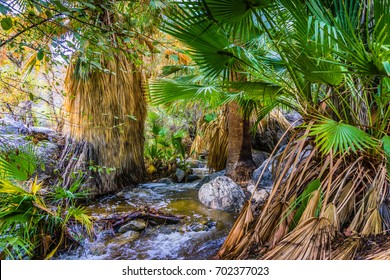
59, 55, 146, 196
225, 101, 256, 183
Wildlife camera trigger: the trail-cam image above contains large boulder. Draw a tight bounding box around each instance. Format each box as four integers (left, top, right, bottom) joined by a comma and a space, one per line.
198, 176, 245, 212
284, 111, 303, 127
252, 150, 270, 167
252, 159, 275, 190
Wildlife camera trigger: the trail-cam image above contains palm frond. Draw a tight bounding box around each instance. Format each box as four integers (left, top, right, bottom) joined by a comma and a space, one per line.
374, 0, 390, 45
217, 201, 253, 259
0, 143, 39, 181
148, 76, 222, 106
66, 206, 94, 236
163, 2, 251, 79
262, 217, 335, 260
202, 0, 273, 41
331, 237, 361, 260
309, 118, 378, 155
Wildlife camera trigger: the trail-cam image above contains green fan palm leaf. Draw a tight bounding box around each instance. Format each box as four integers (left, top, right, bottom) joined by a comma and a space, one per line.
0, 142, 39, 181
202, 0, 273, 41
163, 2, 254, 79
149, 76, 222, 106
309, 118, 378, 155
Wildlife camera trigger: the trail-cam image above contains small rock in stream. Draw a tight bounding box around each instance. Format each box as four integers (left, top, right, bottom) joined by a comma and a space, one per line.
186, 174, 200, 182
110, 230, 140, 246
156, 178, 174, 184
175, 168, 186, 182
117, 219, 147, 233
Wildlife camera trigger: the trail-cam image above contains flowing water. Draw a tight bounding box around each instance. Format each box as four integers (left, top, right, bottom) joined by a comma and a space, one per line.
58, 178, 236, 260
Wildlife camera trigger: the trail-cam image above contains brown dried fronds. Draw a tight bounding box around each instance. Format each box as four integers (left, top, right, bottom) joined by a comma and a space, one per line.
63, 53, 147, 193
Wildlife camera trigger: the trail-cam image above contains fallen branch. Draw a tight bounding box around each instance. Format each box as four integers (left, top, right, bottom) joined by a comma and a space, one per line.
99, 210, 183, 230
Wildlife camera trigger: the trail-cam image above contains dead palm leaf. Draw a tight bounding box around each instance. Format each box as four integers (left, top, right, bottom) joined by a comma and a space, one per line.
365, 239, 390, 260
62, 52, 147, 194
331, 237, 361, 260
262, 217, 335, 260
323, 203, 340, 231
191, 110, 227, 171
217, 201, 253, 259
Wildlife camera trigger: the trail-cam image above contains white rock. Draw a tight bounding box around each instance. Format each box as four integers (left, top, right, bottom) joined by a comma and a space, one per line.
198, 176, 245, 212
247, 183, 269, 204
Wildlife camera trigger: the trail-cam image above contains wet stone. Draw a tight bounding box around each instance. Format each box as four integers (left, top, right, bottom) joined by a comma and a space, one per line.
110, 230, 140, 246
89, 243, 108, 256
186, 174, 200, 182
117, 219, 147, 233
175, 168, 186, 182
156, 178, 174, 185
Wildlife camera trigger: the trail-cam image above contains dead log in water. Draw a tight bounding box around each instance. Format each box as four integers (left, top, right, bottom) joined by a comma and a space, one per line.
99, 210, 183, 230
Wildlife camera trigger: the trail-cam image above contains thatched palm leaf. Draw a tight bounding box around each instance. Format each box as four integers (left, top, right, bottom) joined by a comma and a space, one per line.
63, 53, 147, 194
191, 110, 228, 171
331, 237, 361, 260
365, 238, 390, 260
262, 217, 335, 260
216, 201, 253, 259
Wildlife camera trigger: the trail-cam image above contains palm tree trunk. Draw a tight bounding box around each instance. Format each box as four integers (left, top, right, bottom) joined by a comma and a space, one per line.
59, 55, 146, 196
225, 101, 256, 183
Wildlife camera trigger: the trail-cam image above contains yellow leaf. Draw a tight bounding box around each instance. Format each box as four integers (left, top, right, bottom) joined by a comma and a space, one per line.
31, 176, 43, 195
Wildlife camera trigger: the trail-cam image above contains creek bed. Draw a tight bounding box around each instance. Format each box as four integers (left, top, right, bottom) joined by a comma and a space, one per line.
57, 181, 236, 260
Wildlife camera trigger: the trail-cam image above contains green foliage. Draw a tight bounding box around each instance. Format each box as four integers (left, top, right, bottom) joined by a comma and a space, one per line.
1, 17, 12, 30
289, 179, 322, 230
162, 0, 389, 158
188, 0, 390, 260
0, 142, 40, 181
144, 110, 189, 174
309, 119, 379, 155
0, 141, 93, 260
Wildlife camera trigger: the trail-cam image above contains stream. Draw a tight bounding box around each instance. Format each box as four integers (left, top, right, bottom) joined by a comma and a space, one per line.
57, 174, 236, 260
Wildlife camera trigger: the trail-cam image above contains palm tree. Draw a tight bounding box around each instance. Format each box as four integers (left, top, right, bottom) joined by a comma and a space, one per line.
157, 0, 389, 259
59, 1, 167, 195
0, 1, 164, 195
149, 1, 284, 181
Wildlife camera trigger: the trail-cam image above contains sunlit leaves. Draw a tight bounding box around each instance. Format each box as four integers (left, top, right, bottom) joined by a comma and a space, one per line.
383, 135, 390, 156
149, 76, 222, 106
37, 49, 44, 61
